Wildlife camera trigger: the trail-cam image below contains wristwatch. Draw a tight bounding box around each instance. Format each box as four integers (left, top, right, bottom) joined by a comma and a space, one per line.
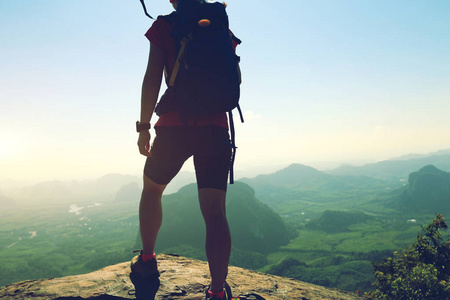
136, 121, 151, 132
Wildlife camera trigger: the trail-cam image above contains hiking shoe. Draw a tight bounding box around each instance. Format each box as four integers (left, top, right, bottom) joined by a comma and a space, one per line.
130, 251, 160, 300
205, 281, 232, 300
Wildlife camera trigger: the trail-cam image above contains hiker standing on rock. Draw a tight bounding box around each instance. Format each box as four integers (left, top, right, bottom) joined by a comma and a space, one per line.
130, 0, 242, 299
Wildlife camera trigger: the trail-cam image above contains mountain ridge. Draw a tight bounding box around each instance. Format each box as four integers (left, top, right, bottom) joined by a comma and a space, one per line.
135, 182, 292, 268
327, 153, 450, 181
2, 149, 449, 206
388, 149, 450, 161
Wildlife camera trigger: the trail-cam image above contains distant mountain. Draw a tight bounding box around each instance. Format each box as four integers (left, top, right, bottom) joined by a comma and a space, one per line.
393, 165, 450, 213
389, 149, 450, 161
327, 154, 450, 182
135, 182, 291, 264
89, 174, 139, 194
1, 172, 196, 205
112, 182, 140, 203
242, 164, 327, 188
240, 163, 388, 210
0, 193, 16, 210
0, 179, 35, 190
242, 163, 385, 189
163, 171, 196, 194
2, 174, 140, 204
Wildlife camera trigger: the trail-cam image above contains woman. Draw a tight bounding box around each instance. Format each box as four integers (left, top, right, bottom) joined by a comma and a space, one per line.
131, 1, 240, 299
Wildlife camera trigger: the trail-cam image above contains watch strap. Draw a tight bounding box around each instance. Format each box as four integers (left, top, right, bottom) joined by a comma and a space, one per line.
136, 121, 151, 132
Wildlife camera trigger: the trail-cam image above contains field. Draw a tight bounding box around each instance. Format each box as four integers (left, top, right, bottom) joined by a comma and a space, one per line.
0, 199, 139, 287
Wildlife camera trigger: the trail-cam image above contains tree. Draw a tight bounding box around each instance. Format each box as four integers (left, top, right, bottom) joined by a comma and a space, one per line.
368, 214, 450, 299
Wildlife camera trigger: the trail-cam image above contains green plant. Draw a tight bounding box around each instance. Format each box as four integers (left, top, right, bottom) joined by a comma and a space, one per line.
368, 214, 450, 299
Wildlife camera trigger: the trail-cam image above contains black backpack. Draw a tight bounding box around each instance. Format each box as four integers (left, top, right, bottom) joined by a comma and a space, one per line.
155, 0, 242, 118
141, 0, 243, 183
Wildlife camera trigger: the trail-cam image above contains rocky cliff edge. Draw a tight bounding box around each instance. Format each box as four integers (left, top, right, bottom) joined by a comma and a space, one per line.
0, 254, 365, 300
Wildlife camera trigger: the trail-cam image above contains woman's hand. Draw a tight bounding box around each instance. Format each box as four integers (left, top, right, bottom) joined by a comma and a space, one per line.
137, 131, 152, 157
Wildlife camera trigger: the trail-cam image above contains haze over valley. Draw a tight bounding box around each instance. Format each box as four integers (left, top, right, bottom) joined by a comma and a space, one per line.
1, 149, 450, 293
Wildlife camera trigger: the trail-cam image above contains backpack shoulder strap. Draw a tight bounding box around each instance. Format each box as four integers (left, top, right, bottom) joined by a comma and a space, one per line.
169, 35, 190, 87
156, 12, 179, 86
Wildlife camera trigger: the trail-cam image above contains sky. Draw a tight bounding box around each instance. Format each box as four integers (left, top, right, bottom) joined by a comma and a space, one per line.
1, 0, 450, 183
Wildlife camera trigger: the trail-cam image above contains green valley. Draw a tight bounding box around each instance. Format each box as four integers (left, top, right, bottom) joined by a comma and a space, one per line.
1, 153, 450, 294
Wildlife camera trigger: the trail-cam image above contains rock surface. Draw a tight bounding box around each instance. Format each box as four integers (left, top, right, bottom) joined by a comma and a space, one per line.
0, 254, 365, 299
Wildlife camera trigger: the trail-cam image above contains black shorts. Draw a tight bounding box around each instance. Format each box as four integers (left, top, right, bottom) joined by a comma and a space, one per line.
144, 126, 232, 191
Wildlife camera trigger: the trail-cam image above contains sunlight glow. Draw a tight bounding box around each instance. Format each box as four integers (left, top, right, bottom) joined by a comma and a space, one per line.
0, 134, 23, 161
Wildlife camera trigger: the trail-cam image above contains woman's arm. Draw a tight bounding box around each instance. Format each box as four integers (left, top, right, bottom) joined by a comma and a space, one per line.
137, 43, 165, 157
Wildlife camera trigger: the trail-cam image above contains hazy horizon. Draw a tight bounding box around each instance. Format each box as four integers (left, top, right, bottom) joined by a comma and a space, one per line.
1, 147, 449, 189
2, 1, 450, 183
